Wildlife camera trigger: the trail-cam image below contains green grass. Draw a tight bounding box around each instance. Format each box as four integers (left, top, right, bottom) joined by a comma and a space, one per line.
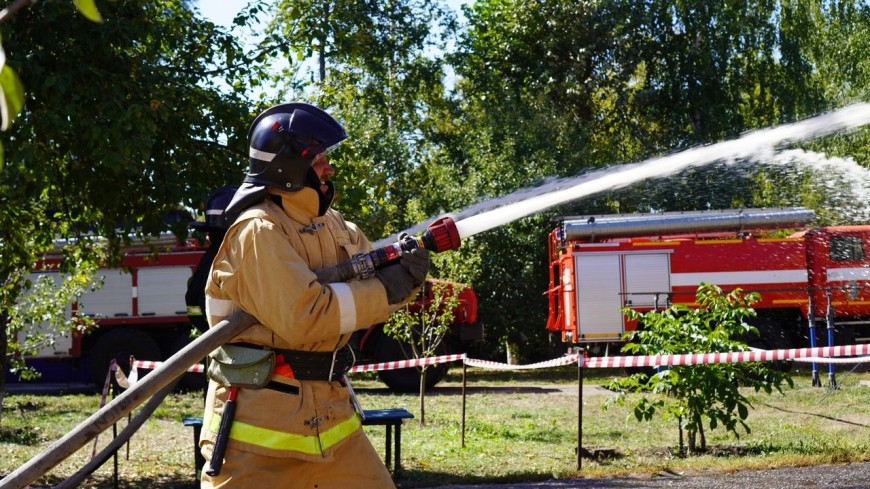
1, 365, 868, 488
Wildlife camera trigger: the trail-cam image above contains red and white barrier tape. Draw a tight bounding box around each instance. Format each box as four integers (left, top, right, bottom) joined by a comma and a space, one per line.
349, 353, 467, 373
464, 354, 582, 370
125, 344, 870, 379
791, 355, 870, 364
132, 360, 204, 373
584, 344, 870, 369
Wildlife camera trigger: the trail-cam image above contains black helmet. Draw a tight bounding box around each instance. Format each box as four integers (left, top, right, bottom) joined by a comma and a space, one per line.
245, 103, 347, 191
191, 185, 239, 231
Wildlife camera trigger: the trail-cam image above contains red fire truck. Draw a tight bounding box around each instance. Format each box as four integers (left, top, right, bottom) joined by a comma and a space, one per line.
18, 234, 482, 393
545, 207, 870, 357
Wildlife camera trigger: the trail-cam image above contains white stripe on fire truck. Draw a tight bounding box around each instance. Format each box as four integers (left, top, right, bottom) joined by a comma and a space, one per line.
670, 269, 807, 287
827, 267, 870, 281
329, 283, 357, 334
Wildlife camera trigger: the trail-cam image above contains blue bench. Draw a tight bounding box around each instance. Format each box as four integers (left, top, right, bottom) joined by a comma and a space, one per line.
361, 408, 415, 475
182, 416, 205, 481
182, 408, 415, 478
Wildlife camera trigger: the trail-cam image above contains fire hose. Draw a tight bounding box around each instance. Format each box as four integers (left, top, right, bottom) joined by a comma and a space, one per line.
0, 216, 462, 489
53, 376, 182, 489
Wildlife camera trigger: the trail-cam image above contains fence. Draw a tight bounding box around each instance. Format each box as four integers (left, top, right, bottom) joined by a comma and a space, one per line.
126, 343, 870, 470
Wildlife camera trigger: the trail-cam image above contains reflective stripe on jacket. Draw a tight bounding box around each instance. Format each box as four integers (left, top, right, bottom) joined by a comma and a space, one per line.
204, 409, 362, 456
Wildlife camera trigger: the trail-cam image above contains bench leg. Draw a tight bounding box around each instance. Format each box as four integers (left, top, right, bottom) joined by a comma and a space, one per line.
385, 424, 392, 471
395, 424, 402, 475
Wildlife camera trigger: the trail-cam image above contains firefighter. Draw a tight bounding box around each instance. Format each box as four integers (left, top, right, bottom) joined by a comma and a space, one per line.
186, 185, 238, 333
199, 102, 428, 488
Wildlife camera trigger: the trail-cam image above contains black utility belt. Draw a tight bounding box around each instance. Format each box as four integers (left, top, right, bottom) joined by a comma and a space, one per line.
235, 343, 356, 383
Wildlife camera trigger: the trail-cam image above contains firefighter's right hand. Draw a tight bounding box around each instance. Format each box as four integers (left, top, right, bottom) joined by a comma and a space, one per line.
376, 247, 430, 304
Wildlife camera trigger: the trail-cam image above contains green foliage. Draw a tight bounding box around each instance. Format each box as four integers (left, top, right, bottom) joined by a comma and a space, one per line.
6, 248, 103, 381
1, 1, 251, 257
268, 0, 456, 239
0, 38, 23, 165
72, 0, 103, 23
0, 0, 104, 167
384, 280, 463, 364
604, 283, 794, 454
384, 280, 465, 422
0, 0, 257, 423
0, 59, 24, 132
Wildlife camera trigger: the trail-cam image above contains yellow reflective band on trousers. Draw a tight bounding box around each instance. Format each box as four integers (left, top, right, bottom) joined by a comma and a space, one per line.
204, 412, 361, 455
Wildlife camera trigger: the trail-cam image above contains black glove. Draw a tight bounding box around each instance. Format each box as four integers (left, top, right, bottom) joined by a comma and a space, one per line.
376, 246, 430, 304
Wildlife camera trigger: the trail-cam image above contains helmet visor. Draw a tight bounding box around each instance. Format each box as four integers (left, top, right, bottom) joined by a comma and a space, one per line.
323, 141, 341, 155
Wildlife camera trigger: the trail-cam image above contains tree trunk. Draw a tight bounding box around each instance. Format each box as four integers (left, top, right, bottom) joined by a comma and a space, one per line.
0, 311, 8, 426
419, 367, 426, 426
677, 415, 684, 455
505, 340, 520, 365
318, 2, 329, 83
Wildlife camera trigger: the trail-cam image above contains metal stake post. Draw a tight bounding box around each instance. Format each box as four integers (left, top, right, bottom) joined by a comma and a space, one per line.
825, 288, 838, 389
807, 290, 820, 387
461, 361, 467, 448
577, 349, 584, 471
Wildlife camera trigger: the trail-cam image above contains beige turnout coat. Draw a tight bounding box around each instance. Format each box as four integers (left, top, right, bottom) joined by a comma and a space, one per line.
199, 187, 401, 487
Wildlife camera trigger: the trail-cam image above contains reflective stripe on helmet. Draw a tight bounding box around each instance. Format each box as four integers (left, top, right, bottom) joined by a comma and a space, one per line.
204, 411, 361, 454
249, 146, 277, 162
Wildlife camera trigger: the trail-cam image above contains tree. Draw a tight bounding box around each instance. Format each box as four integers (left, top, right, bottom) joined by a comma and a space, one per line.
384, 280, 464, 424
0, 0, 257, 421
427, 0, 870, 361
267, 0, 457, 238
604, 283, 793, 455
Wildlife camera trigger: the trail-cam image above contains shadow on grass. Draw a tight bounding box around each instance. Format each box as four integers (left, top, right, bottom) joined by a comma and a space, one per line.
758, 402, 869, 427
0, 426, 42, 445
357, 385, 567, 396
19, 470, 673, 489
394, 468, 694, 488
9, 474, 198, 489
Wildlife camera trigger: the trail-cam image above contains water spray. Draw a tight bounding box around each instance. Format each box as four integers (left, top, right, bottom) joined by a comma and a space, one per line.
377, 102, 870, 248
315, 216, 461, 283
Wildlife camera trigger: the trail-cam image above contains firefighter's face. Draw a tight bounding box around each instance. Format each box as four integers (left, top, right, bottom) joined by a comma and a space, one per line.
311, 153, 334, 195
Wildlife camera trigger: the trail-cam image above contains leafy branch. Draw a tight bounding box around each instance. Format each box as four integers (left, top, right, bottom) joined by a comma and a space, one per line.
0, 0, 102, 166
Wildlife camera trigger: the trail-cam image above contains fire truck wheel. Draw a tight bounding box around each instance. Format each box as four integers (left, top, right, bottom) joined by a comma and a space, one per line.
373, 335, 449, 393
88, 328, 162, 389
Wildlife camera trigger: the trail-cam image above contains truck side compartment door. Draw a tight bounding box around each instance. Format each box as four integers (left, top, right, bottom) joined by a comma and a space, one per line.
574, 253, 623, 341
624, 253, 671, 309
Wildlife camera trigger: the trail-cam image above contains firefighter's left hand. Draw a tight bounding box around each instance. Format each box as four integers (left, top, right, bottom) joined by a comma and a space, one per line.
400, 246, 429, 287
376, 234, 429, 304
398, 232, 429, 285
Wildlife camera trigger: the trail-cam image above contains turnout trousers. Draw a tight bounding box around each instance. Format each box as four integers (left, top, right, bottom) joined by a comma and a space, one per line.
200, 429, 396, 489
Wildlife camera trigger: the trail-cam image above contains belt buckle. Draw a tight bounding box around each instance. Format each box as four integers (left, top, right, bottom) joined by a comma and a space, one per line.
327, 346, 355, 382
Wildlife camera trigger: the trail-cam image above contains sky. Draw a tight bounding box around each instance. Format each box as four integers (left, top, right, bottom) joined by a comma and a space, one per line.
196, 0, 246, 26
